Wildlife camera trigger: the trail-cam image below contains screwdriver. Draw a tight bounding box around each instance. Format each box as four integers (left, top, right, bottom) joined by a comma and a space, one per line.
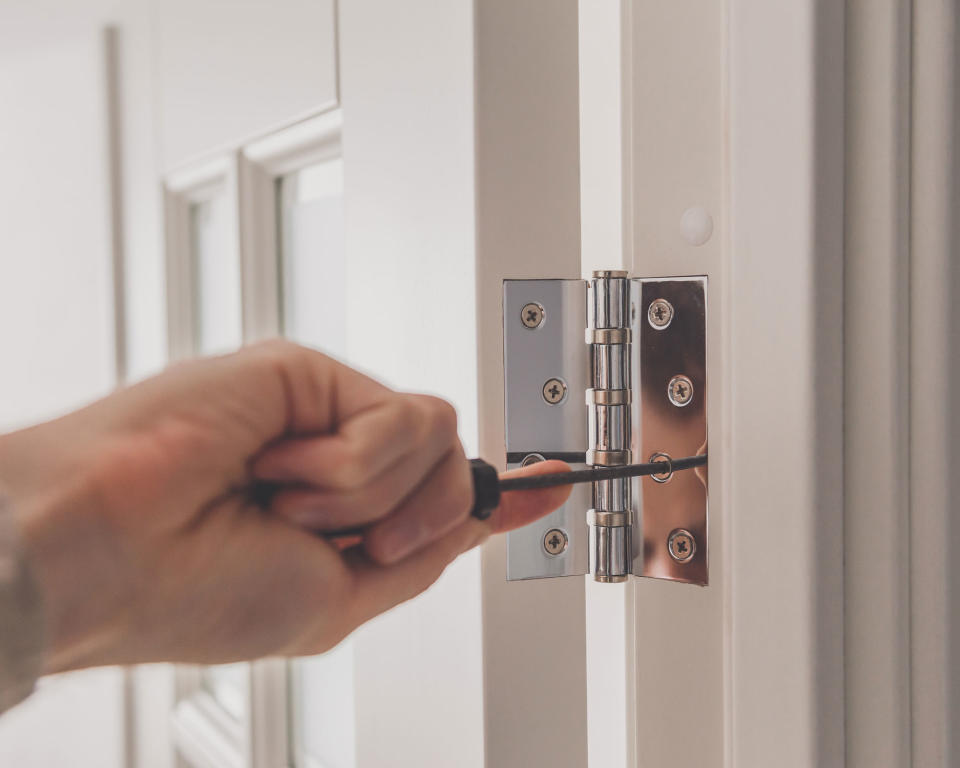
326, 453, 707, 539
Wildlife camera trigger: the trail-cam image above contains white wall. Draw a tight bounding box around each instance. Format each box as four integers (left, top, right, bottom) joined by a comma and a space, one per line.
0, 3, 125, 766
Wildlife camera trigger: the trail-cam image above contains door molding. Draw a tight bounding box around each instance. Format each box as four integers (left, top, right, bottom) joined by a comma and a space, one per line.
475, 2, 589, 767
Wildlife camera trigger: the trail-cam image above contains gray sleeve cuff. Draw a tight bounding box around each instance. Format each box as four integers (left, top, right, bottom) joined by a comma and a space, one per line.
0, 496, 45, 714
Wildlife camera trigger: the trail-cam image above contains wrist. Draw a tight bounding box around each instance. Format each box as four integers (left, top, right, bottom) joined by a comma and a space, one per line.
0, 431, 132, 674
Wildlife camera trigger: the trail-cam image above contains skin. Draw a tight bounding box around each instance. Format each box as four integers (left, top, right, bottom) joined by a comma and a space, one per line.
0, 340, 570, 675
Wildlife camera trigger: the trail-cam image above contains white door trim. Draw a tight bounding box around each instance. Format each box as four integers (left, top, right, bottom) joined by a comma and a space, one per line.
580, 2, 847, 765
475, 2, 589, 766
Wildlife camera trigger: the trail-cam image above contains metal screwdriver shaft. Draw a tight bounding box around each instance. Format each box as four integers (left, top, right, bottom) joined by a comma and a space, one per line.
497, 454, 707, 492
322, 454, 707, 540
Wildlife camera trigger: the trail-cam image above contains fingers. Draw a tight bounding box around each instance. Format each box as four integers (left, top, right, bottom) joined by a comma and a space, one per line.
362, 446, 473, 564
484, 460, 572, 534
251, 396, 420, 487
242, 339, 395, 436
267, 432, 459, 531
342, 460, 573, 623
253, 394, 462, 532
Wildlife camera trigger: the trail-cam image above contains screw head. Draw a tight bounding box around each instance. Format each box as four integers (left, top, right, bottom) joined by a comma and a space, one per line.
667, 529, 696, 563
542, 377, 567, 405
647, 298, 674, 330
521, 453, 545, 467
543, 528, 568, 556
648, 452, 673, 484
521, 302, 545, 329
667, 374, 694, 407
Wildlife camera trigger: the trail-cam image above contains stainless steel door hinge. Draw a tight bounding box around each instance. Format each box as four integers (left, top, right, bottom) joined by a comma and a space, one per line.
503, 271, 708, 585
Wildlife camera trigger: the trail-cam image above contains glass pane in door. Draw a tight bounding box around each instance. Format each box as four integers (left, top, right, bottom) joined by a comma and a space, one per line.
278, 158, 346, 356
278, 158, 355, 768
190, 194, 243, 355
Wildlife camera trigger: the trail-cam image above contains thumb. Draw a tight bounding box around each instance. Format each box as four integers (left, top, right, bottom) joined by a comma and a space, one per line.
483, 460, 572, 534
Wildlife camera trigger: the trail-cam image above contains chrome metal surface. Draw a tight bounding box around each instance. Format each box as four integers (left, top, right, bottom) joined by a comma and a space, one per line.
667, 374, 694, 407
591, 345, 629, 390
585, 327, 632, 344
588, 510, 631, 527
588, 405, 630, 451
647, 298, 675, 330
592, 476, 630, 511
667, 529, 696, 564
589, 520, 630, 581
586, 388, 631, 405
588, 275, 630, 328
648, 452, 674, 484
520, 453, 545, 467
542, 377, 568, 405
520, 302, 545, 329
504, 279, 589, 580
630, 277, 708, 585
543, 528, 569, 556
587, 272, 633, 583
585, 449, 632, 466
503, 274, 707, 586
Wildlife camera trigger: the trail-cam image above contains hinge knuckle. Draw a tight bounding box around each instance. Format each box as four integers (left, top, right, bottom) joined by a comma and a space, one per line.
587, 271, 633, 582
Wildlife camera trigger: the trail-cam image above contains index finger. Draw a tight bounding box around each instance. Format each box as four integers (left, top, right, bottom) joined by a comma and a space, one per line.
341, 461, 572, 623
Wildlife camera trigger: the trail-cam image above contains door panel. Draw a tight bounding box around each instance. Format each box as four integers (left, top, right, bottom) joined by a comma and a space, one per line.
154, 0, 338, 170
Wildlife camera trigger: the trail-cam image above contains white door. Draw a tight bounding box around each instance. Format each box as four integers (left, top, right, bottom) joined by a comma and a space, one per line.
112, 1, 958, 767
126, 1, 489, 767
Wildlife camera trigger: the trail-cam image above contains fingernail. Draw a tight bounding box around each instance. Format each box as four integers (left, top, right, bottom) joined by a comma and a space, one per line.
377, 519, 425, 563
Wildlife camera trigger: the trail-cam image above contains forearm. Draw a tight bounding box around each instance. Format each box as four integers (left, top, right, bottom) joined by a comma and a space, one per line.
0, 494, 45, 713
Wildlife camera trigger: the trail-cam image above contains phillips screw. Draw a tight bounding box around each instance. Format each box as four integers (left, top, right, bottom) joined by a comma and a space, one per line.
647, 298, 674, 330
667, 529, 696, 563
521, 302, 545, 329
543, 528, 569, 556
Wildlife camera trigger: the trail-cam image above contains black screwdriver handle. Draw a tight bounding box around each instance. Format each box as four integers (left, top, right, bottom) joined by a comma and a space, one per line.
469, 458, 502, 521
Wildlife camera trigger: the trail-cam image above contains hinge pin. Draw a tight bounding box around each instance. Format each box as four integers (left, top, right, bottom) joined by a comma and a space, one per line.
586, 270, 633, 583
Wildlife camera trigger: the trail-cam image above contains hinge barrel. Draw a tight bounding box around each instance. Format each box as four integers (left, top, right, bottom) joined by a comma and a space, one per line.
586, 270, 633, 583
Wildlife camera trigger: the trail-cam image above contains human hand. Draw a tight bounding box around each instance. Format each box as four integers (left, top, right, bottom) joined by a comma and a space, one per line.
0, 341, 570, 673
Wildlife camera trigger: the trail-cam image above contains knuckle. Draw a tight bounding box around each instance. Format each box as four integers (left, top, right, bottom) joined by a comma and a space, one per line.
392, 396, 423, 438
422, 396, 459, 438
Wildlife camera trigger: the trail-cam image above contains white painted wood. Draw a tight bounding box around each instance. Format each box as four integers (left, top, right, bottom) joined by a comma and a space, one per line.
339, 2, 486, 765
844, 1, 912, 764
474, 2, 589, 767
728, 2, 845, 764
616, 3, 728, 766
163, 154, 241, 362
578, 3, 637, 767
240, 110, 342, 344
909, 2, 960, 763
580, 2, 846, 765
152, 0, 338, 170
171, 692, 246, 768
